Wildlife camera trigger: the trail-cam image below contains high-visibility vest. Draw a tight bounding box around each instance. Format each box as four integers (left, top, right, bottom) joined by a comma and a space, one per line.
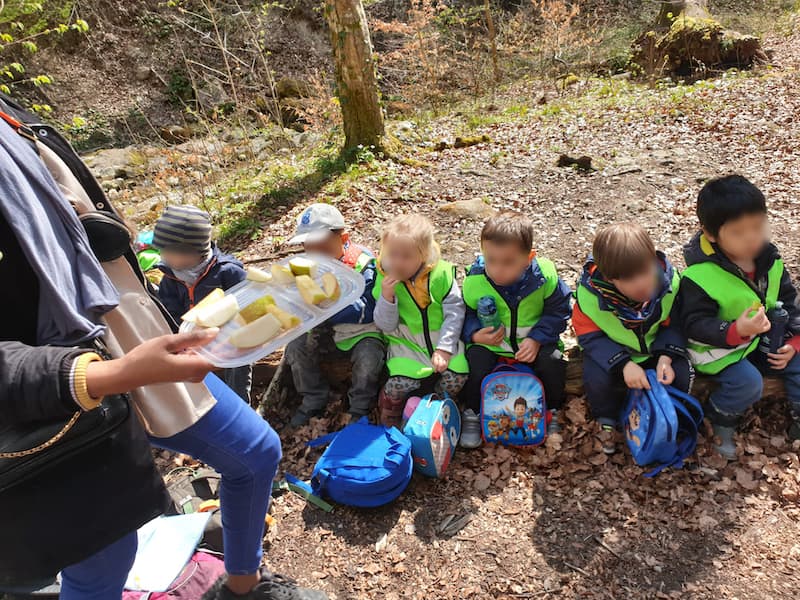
332, 243, 383, 351
576, 270, 680, 363
462, 258, 559, 357
374, 261, 468, 379
682, 259, 783, 374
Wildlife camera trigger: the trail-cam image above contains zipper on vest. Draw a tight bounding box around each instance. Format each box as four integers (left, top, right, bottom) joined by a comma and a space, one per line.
509, 304, 520, 353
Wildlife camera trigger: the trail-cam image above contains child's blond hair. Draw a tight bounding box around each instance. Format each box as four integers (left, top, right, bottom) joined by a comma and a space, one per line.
381, 214, 441, 265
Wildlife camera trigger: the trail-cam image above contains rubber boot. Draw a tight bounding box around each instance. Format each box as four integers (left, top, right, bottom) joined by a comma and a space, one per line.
379, 390, 404, 429
788, 407, 800, 442
706, 403, 739, 461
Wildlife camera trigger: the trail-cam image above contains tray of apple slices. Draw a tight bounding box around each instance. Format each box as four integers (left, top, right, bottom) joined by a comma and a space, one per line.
179, 253, 366, 368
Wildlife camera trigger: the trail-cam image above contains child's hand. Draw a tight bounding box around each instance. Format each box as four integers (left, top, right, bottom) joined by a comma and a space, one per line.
623, 361, 650, 390
768, 344, 796, 370
735, 305, 771, 338
381, 276, 400, 302
656, 355, 675, 385
515, 338, 541, 364
472, 325, 505, 346
432, 349, 451, 373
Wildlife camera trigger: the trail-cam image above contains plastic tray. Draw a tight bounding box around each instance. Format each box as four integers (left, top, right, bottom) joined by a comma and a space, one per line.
180, 253, 366, 368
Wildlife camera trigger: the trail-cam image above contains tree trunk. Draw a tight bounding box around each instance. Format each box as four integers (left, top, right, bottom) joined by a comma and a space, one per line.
656, 0, 709, 28
632, 0, 765, 78
324, 0, 386, 152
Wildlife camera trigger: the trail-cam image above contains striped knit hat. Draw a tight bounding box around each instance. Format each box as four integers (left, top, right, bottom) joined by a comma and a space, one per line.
152, 205, 212, 254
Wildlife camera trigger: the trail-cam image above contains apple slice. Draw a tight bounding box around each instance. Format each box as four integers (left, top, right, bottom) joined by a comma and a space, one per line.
321, 272, 341, 302
239, 295, 276, 323
296, 275, 327, 305
181, 288, 224, 323
195, 295, 240, 328
229, 313, 283, 349
246, 266, 272, 283
271, 264, 295, 285
265, 305, 301, 329
289, 257, 319, 278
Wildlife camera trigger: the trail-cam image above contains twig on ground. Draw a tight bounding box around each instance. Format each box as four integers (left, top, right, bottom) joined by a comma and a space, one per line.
564, 562, 591, 576
593, 535, 622, 559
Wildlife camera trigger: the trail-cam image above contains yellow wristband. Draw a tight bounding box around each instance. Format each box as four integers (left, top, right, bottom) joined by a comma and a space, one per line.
73, 352, 104, 411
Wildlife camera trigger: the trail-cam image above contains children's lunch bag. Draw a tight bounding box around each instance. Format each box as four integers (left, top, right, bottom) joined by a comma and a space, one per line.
302, 418, 413, 507
480, 363, 547, 447
622, 369, 704, 477
402, 394, 461, 478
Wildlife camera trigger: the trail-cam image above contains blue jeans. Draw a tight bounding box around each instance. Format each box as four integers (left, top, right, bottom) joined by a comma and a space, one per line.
60, 373, 281, 599
709, 353, 800, 418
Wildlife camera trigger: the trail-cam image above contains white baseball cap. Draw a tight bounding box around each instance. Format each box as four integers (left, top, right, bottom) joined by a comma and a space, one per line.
288, 203, 346, 245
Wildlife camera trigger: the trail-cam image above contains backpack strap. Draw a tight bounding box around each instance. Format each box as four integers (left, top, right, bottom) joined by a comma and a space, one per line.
491, 362, 535, 376
306, 430, 340, 449
644, 398, 700, 477
283, 474, 334, 512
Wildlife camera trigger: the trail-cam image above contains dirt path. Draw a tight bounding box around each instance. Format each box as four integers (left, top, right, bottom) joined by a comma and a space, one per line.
246, 30, 800, 600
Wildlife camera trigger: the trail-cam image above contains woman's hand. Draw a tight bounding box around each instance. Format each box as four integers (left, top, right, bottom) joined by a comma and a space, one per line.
86, 329, 218, 397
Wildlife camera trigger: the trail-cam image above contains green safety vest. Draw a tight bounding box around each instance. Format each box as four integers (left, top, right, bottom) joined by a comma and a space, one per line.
462, 258, 560, 357
374, 261, 468, 379
333, 245, 384, 352
682, 259, 783, 374
576, 270, 680, 363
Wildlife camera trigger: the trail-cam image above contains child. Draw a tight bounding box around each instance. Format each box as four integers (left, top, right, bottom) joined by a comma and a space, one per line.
573, 222, 692, 454
374, 214, 468, 427
460, 213, 571, 448
153, 205, 252, 403
678, 175, 800, 459
284, 203, 385, 427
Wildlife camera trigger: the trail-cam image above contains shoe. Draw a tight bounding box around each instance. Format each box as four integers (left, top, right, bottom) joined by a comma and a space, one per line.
379, 391, 404, 429
712, 424, 737, 460
202, 571, 329, 600
788, 410, 800, 442
546, 410, 562, 435
598, 424, 618, 455
459, 409, 482, 449
289, 409, 322, 428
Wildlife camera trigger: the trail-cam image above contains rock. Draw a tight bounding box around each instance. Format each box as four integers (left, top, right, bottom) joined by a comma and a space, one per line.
196, 80, 232, 112
85, 147, 136, 181
557, 154, 595, 172
275, 77, 311, 99
439, 198, 495, 220
134, 66, 151, 82
386, 101, 412, 116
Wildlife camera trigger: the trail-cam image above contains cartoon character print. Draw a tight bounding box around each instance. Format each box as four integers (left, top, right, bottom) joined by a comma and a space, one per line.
497, 414, 512, 440
509, 397, 528, 439
626, 406, 642, 447
491, 383, 511, 403
527, 409, 543, 434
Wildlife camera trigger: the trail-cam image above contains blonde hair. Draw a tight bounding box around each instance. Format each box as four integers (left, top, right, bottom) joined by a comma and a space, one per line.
381, 214, 441, 265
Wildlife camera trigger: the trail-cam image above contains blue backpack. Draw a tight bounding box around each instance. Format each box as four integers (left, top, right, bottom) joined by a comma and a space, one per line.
481, 363, 547, 446
622, 369, 704, 477
297, 418, 413, 508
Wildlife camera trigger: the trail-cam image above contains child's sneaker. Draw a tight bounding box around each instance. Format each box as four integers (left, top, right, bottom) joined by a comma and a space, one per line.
202, 571, 328, 600
598, 424, 619, 455
459, 409, 482, 449
290, 408, 322, 428
546, 409, 562, 435
712, 424, 737, 460
788, 411, 800, 442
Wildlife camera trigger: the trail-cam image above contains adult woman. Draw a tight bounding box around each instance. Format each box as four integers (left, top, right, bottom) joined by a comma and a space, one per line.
0, 99, 325, 600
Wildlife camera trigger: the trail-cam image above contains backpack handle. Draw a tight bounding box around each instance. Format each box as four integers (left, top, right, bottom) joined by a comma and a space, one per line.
491, 362, 534, 376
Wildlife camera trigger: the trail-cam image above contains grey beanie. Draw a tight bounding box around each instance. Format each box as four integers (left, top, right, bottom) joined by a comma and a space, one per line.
152, 205, 213, 254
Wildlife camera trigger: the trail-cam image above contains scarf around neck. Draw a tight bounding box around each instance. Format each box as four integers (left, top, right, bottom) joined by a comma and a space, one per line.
0, 120, 118, 346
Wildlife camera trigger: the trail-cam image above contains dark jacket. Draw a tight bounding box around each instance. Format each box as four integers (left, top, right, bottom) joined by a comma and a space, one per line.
0, 98, 167, 585
461, 256, 572, 346
327, 244, 378, 327
573, 253, 686, 372
157, 246, 246, 324
677, 232, 800, 348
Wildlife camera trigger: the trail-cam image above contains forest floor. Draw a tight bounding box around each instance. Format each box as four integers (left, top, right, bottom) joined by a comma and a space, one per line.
129, 24, 800, 600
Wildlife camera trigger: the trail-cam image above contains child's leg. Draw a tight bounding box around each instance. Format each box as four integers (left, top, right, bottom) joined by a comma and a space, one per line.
348, 337, 387, 418
776, 352, 800, 438
380, 375, 422, 427
707, 359, 763, 421
221, 364, 253, 404
462, 345, 500, 412
434, 369, 468, 398
583, 356, 627, 426
531, 344, 567, 411
285, 333, 330, 423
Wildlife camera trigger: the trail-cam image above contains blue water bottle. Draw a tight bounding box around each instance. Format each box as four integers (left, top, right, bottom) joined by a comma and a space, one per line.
477, 296, 501, 331
759, 300, 790, 356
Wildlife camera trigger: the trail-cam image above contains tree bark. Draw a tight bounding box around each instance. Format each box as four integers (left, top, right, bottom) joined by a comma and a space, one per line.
324, 0, 386, 151
656, 0, 710, 28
